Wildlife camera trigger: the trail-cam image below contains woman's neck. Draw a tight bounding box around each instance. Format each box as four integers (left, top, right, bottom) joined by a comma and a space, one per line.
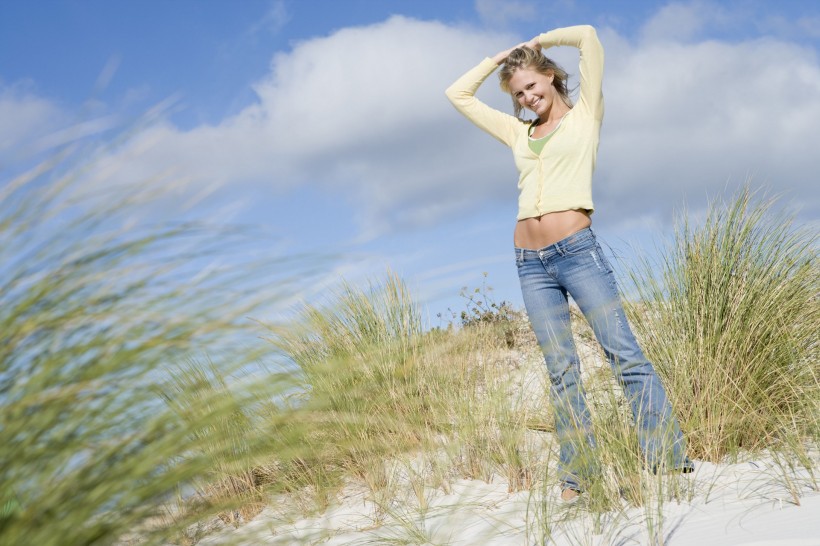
539, 102, 570, 124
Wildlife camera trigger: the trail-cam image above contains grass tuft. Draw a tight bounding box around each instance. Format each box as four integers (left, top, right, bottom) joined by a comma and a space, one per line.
4, 147, 816, 546
0, 147, 300, 545
624, 187, 818, 461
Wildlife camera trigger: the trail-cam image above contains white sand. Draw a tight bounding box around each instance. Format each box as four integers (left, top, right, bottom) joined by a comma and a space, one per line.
197, 334, 819, 545
196, 449, 818, 545
200, 461, 820, 546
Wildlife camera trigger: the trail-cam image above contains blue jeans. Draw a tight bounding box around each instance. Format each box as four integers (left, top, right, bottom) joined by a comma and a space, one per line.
515, 228, 689, 490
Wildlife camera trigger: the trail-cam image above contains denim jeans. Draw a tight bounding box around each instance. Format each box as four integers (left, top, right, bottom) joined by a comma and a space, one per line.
515, 228, 689, 490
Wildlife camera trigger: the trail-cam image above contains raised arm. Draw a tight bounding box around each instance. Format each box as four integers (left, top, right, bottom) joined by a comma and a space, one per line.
537, 25, 604, 120
444, 53, 524, 148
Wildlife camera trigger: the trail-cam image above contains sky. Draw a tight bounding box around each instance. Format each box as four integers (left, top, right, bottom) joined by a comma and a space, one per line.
2, 0, 819, 326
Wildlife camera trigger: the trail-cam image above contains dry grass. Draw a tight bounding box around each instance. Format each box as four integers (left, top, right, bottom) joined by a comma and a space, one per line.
3, 153, 816, 546
164, 194, 815, 545
0, 146, 305, 545
625, 188, 819, 461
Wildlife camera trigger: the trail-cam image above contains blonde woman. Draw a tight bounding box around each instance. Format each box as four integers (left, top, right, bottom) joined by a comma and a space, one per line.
445, 25, 692, 501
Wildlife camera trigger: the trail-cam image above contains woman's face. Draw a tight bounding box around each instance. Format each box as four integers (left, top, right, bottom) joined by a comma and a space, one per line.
508, 67, 555, 117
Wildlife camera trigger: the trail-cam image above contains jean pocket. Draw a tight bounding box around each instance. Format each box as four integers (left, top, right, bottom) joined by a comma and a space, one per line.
592, 244, 614, 274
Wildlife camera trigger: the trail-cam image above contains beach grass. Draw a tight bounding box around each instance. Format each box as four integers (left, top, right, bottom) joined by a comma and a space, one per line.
0, 151, 305, 545
624, 188, 819, 463
2, 161, 817, 546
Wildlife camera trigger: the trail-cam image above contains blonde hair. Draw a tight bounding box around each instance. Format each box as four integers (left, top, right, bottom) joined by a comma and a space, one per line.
498, 47, 573, 118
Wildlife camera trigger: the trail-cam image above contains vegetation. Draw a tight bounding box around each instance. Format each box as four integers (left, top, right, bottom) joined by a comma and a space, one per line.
262, 272, 543, 511
2, 157, 816, 546
444, 272, 523, 348
0, 151, 300, 545
624, 189, 819, 462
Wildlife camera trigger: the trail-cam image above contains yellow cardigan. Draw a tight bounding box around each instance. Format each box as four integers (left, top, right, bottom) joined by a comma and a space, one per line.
445, 25, 604, 220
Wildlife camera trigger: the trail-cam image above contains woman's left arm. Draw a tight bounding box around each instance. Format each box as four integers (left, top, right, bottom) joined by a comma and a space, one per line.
536, 25, 604, 120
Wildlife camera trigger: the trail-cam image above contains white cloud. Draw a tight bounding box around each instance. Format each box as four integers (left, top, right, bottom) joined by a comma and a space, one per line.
71, 5, 820, 238
756, 13, 820, 41
474, 0, 538, 26
0, 84, 118, 172
796, 16, 820, 39
597, 26, 820, 218
639, 1, 713, 43
249, 0, 290, 37
80, 16, 519, 233
0, 84, 66, 165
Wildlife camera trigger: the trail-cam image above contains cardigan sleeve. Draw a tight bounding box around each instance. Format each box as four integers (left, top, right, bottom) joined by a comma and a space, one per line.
444, 57, 523, 148
538, 25, 604, 120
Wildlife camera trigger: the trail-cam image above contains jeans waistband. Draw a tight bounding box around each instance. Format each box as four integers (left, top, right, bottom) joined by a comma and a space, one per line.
515, 227, 595, 261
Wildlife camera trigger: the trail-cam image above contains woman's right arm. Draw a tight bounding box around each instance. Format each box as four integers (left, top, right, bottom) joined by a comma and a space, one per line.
444, 49, 525, 148
537, 25, 604, 120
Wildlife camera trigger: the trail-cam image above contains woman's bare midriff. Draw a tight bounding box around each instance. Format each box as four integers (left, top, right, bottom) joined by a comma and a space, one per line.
514, 209, 592, 249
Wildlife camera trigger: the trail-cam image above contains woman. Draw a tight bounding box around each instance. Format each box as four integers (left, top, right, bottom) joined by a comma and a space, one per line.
445, 25, 692, 501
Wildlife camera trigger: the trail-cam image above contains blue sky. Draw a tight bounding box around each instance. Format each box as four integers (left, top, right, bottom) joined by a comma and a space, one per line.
2, 0, 819, 324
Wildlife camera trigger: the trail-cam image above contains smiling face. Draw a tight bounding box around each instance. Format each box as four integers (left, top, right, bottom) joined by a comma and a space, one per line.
507, 67, 557, 119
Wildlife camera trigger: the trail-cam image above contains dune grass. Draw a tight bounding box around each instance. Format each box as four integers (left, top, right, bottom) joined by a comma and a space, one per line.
0, 151, 304, 545
246, 188, 816, 544
261, 274, 544, 508
3, 152, 816, 546
624, 188, 819, 462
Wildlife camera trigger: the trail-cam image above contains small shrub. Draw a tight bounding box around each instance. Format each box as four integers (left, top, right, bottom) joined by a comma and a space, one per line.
439, 272, 524, 348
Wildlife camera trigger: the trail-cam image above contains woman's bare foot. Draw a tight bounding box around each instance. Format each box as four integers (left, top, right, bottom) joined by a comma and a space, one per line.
561, 488, 581, 502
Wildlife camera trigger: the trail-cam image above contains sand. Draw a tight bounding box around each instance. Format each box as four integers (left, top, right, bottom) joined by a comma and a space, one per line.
194, 446, 818, 545
196, 331, 819, 545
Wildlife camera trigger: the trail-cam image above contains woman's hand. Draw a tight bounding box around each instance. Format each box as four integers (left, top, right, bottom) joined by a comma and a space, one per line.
491, 36, 542, 65
524, 36, 542, 51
